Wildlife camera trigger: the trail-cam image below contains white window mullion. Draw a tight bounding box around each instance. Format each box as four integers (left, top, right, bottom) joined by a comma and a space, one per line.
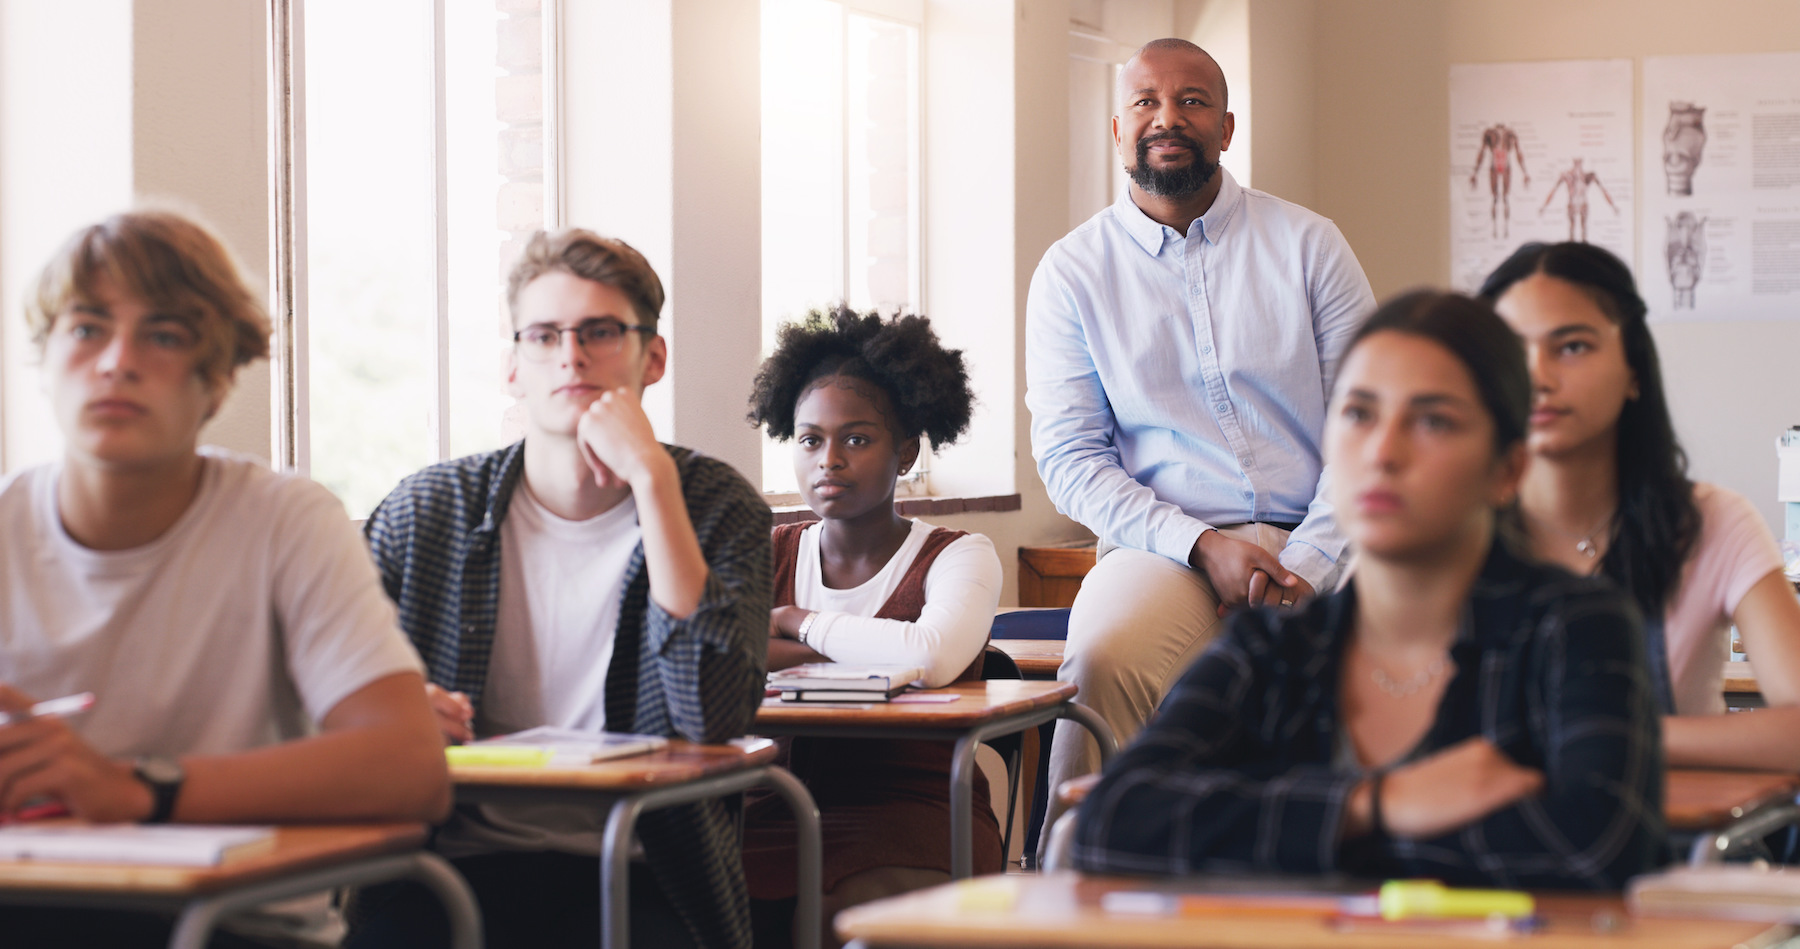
542, 0, 564, 230
428, 0, 451, 460
268, 0, 311, 474
840, 3, 852, 304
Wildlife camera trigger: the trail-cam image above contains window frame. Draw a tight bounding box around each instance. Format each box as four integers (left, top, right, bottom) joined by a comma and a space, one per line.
266, 0, 564, 475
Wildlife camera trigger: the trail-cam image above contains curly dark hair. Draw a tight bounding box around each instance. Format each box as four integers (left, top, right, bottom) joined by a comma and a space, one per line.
747, 304, 974, 449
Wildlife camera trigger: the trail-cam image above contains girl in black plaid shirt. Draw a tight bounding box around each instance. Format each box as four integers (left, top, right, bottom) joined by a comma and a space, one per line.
1072, 291, 1662, 889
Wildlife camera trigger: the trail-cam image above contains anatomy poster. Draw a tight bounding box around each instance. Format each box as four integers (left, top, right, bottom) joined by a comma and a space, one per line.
1449, 60, 1634, 293
1642, 52, 1800, 322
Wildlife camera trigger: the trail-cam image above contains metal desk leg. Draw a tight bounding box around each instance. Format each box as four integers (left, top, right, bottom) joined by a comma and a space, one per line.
1058, 701, 1117, 765
168, 851, 482, 949
1032, 702, 1119, 870
404, 852, 485, 949
600, 794, 649, 949
949, 733, 979, 879
759, 766, 822, 949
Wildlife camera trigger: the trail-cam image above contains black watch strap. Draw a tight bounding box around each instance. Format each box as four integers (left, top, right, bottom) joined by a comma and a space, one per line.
133, 756, 185, 824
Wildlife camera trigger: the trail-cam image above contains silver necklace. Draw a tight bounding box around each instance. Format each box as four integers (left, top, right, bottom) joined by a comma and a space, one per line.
1369, 656, 1451, 698
1540, 515, 1612, 561
1573, 524, 1607, 559
1551, 514, 1612, 560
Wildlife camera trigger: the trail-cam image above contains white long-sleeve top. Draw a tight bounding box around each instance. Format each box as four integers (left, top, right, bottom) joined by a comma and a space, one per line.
793, 519, 1002, 689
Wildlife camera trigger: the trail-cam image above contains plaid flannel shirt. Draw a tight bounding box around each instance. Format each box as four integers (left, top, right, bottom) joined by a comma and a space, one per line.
1072, 537, 1664, 889
364, 440, 770, 949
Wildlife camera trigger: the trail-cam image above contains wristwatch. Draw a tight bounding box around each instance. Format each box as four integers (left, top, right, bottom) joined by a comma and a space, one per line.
133, 756, 185, 824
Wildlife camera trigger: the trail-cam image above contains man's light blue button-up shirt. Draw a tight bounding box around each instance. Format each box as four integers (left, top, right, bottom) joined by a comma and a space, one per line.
1025, 169, 1375, 590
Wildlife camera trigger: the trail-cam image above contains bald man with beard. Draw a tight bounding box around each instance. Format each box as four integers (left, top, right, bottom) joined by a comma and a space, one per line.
1026, 39, 1375, 837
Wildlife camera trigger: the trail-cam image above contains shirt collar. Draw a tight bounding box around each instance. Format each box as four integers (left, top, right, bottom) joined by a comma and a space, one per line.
1112, 165, 1244, 256
476, 439, 528, 536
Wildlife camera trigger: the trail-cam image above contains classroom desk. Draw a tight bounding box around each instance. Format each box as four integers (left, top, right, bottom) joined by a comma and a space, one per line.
0, 822, 479, 949
989, 639, 1064, 679
754, 680, 1117, 879
834, 871, 1786, 949
453, 737, 822, 949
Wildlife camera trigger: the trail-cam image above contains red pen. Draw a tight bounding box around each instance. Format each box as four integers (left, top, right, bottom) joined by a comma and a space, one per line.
0, 801, 72, 825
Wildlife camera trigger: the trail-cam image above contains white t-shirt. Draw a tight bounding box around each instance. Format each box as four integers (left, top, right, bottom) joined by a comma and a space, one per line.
794, 519, 1001, 688
0, 449, 423, 758
1665, 482, 1786, 716
443, 482, 640, 858
482, 483, 638, 734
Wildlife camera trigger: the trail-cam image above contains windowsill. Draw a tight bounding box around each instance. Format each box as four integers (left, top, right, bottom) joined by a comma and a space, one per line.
770, 493, 1022, 526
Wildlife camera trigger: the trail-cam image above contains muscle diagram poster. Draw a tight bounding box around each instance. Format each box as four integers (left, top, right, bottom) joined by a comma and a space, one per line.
1642, 52, 1800, 322
1449, 59, 1634, 293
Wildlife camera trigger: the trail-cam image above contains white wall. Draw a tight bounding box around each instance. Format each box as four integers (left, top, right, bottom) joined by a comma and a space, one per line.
0, 0, 133, 472
135, 0, 271, 463
0, 0, 271, 472
562, 0, 762, 481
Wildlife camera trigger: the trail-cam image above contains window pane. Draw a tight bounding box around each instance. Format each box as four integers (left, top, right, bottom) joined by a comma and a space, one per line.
304, 0, 436, 517
446, 0, 536, 460
304, 1, 538, 516
845, 13, 918, 314
758, 2, 920, 494
759, 0, 844, 493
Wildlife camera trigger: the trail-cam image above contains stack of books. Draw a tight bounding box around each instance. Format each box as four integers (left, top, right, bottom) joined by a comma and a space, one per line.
768, 663, 923, 702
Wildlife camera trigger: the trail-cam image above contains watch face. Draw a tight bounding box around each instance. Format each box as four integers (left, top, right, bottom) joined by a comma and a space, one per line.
137, 756, 184, 784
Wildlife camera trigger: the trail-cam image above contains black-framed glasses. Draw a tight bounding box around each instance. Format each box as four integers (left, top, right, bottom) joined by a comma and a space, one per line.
512, 318, 655, 362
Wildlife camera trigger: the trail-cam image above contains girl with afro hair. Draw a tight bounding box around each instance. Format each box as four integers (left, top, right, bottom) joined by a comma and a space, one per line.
740, 305, 1003, 946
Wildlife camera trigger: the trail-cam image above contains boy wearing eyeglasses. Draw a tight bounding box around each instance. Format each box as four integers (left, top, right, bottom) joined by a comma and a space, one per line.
350, 229, 771, 949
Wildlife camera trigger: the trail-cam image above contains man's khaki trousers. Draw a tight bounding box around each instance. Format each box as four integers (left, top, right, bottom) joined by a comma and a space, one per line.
1042, 522, 1292, 860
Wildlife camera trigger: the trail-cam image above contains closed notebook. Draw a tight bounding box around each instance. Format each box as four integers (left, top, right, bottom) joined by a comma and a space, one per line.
0, 824, 275, 867
767, 663, 923, 696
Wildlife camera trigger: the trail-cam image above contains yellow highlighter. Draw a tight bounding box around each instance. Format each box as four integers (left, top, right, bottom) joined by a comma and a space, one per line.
445, 745, 555, 767
1378, 881, 1534, 920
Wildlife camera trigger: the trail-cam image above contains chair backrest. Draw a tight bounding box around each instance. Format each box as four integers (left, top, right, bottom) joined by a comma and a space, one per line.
987, 608, 1071, 641
981, 643, 1023, 681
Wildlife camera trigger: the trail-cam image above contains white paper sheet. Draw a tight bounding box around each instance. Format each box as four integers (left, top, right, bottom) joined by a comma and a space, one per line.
1642, 52, 1800, 322
1449, 60, 1635, 293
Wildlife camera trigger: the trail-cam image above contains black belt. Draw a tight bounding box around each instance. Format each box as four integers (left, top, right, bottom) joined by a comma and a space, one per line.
1261, 520, 1302, 533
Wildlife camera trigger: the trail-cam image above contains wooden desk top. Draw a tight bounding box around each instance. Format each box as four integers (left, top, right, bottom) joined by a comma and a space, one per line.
1665, 768, 1800, 831
0, 822, 425, 897
836, 872, 1781, 948
451, 737, 778, 790
990, 639, 1065, 678
756, 680, 1079, 729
